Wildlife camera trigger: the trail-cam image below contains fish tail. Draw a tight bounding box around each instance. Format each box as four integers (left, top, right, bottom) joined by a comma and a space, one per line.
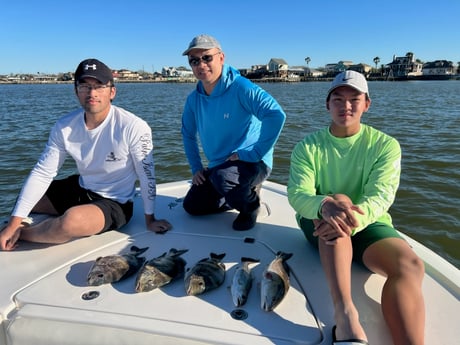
241, 257, 260, 263
170, 248, 189, 256
130, 245, 149, 256
276, 251, 293, 261
210, 252, 226, 260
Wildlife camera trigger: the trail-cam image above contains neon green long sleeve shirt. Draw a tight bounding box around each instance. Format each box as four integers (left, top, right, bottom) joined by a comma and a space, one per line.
287, 124, 401, 235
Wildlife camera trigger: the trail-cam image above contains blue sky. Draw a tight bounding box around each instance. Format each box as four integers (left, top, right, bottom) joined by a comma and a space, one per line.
1, 0, 459, 74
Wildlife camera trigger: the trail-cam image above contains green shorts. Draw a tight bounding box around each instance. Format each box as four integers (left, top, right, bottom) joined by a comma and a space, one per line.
299, 217, 402, 264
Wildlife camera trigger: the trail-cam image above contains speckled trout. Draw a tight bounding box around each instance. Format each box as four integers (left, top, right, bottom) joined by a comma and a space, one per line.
231, 257, 259, 307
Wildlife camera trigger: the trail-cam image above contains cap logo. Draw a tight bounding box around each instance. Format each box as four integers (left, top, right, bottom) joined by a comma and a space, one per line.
84, 64, 97, 71
342, 77, 352, 81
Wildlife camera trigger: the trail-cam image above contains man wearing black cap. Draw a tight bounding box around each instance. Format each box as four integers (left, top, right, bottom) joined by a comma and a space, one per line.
0, 58, 171, 251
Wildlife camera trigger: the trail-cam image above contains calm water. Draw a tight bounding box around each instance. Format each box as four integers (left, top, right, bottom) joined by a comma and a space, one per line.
1, 81, 459, 268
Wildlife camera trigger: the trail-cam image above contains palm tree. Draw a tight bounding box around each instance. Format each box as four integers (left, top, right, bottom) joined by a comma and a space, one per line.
373, 56, 380, 69
304, 57, 312, 78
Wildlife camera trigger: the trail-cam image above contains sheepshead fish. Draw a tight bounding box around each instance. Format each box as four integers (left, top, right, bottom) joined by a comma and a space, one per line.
231, 257, 260, 307
87, 246, 148, 286
135, 248, 189, 292
185, 253, 226, 296
261, 251, 293, 311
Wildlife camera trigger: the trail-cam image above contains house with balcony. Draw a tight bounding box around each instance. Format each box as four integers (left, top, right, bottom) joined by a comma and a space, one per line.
385, 53, 423, 80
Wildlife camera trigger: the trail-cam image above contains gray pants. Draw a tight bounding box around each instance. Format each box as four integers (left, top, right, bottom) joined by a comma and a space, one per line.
183, 160, 270, 215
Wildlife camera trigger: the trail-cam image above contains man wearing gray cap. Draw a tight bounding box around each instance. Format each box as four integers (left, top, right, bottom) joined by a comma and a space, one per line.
287, 70, 425, 344
1, 58, 171, 250
181, 34, 286, 230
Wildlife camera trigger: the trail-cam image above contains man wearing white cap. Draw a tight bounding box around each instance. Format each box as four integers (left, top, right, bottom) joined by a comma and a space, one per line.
1, 58, 171, 250
181, 34, 286, 230
288, 70, 425, 344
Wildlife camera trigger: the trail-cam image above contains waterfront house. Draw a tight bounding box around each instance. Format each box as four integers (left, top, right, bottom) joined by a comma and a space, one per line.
385, 53, 423, 80
422, 60, 456, 80
324, 61, 354, 76
115, 69, 141, 81
268, 58, 288, 77
348, 63, 372, 76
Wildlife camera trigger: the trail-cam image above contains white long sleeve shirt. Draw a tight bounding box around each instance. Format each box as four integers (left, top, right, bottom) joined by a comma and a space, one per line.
12, 105, 156, 218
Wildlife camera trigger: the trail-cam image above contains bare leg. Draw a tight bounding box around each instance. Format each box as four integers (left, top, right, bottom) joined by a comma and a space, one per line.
318, 237, 368, 342
20, 204, 105, 244
31, 194, 60, 215
363, 238, 425, 345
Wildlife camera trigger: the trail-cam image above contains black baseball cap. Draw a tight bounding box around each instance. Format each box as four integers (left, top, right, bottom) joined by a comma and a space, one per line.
74, 58, 114, 85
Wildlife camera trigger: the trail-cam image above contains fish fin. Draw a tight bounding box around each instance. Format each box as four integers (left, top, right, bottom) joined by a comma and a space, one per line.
241, 257, 260, 263
210, 252, 226, 260
169, 248, 189, 256
276, 251, 293, 261
277, 252, 293, 274
130, 246, 149, 256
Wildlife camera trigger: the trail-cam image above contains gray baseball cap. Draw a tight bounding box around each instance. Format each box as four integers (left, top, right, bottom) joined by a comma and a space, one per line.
182, 34, 222, 55
327, 70, 369, 99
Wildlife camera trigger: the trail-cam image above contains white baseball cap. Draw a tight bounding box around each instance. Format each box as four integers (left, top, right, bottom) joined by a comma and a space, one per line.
327, 70, 369, 99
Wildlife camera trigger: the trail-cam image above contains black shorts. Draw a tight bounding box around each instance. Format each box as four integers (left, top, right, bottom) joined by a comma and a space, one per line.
45, 175, 133, 231
299, 217, 402, 265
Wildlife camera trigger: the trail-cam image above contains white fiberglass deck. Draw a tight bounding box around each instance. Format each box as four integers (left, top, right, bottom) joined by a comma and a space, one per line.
1, 181, 459, 345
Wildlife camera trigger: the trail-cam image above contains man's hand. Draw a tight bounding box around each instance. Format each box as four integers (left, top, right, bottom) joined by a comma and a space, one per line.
145, 214, 172, 234
312, 218, 342, 245
192, 169, 207, 185
0, 217, 25, 251
315, 194, 365, 244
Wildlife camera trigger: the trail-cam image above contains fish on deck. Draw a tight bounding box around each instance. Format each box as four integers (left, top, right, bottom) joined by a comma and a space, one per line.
260, 251, 293, 311
231, 257, 260, 307
185, 252, 226, 296
87, 245, 148, 286
135, 248, 189, 292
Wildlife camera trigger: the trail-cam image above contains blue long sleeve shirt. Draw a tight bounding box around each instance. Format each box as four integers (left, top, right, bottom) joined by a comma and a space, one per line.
181, 64, 286, 174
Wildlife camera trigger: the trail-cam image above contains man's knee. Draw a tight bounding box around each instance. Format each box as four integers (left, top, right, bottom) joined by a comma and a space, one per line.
61, 205, 105, 236
183, 195, 203, 215
400, 253, 425, 280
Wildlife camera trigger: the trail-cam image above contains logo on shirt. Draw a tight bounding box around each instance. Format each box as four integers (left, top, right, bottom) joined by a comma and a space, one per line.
223, 113, 230, 119
105, 152, 121, 162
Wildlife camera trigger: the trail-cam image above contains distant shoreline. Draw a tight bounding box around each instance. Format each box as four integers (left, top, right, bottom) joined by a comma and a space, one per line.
1, 75, 459, 85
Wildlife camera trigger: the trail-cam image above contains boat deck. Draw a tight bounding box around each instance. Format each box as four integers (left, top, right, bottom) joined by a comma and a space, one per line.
1, 181, 459, 344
